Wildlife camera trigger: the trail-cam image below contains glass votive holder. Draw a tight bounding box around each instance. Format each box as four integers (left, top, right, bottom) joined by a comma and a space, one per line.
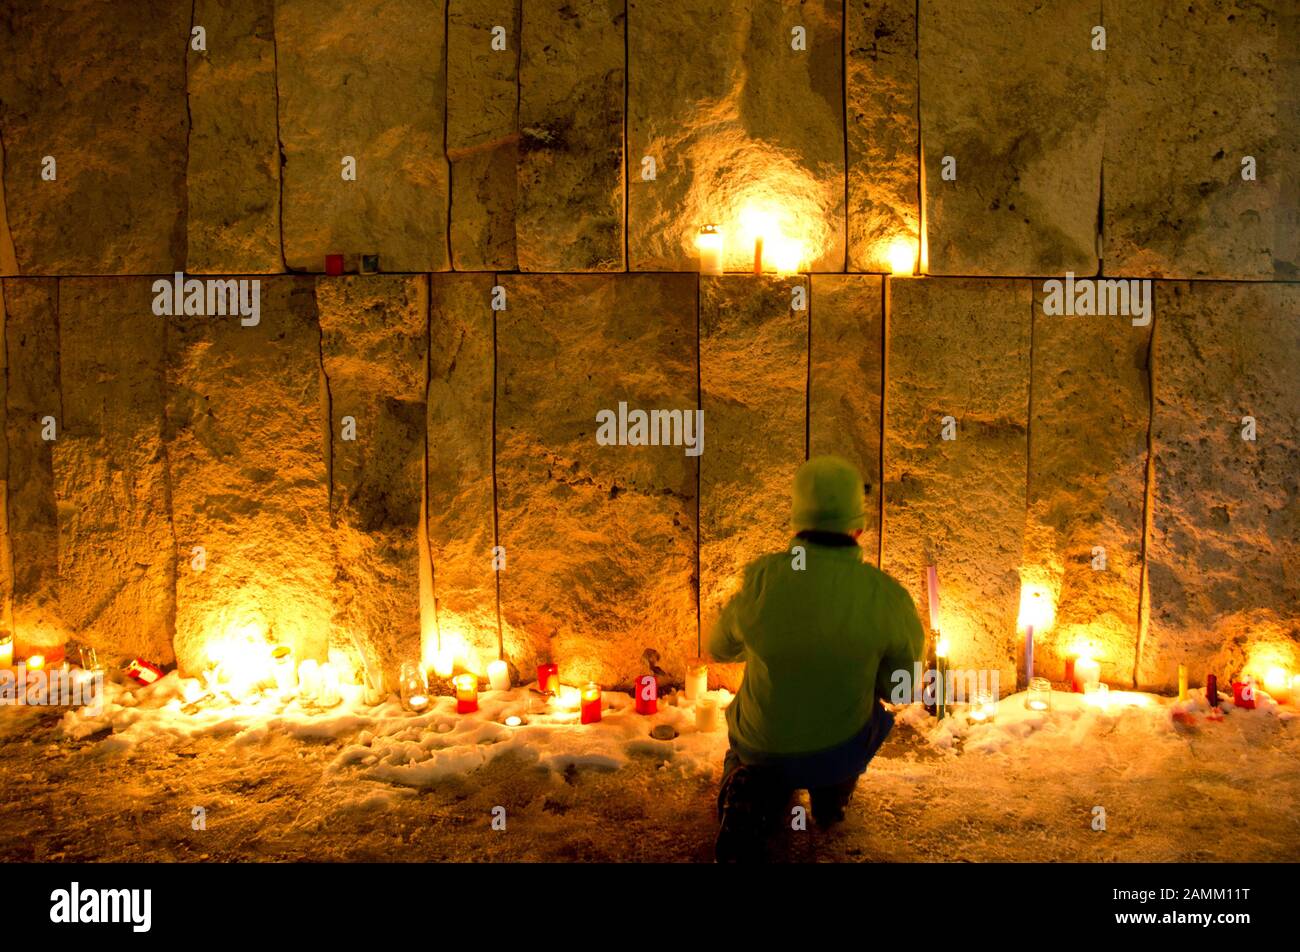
969, 689, 998, 723
1026, 676, 1052, 711
399, 660, 430, 713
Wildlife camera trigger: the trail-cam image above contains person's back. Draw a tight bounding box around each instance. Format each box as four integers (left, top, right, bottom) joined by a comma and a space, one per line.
709, 455, 923, 862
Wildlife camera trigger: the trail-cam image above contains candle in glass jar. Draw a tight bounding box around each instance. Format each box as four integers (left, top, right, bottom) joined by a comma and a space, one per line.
454, 674, 479, 714
635, 674, 658, 715
580, 682, 602, 724
487, 659, 511, 692
1232, 680, 1255, 710
685, 663, 708, 702
297, 659, 321, 701
1026, 676, 1051, 711
271, 645, 297, 697
318, 662, 342, 707
1073, 655, 1101, 693
696, 225, 723, 275
27, 654, 46, 673
537, 663, 559, 695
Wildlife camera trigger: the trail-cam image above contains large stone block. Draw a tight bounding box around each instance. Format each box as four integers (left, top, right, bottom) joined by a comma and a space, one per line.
318, 276, 427, 686
0, 136, 16, 275
517, 0, 624, 272
165, 277, 333, 676
809, 274, 883, 561
496, 275, 698, 687
627, 0, 845, 273
881, 278, 1030, 687
2, 279, 66, 654
186, 0, 282, 274
1025, 288, 1151, 687
448, 1, 519, 271
1145, 283, 1300, 689
1104, 1, 1299, 279
427, 274, 499, 671
52, 280, 175, 666
700, 275, 808, 625
0, 0, 189, 274
846, 0, 919, 273
919, 0, 1102, 276
276, 0, 449, 273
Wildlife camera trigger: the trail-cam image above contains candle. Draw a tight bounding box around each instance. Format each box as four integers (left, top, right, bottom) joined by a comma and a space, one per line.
753, 236, 763, 275
297, 659, 321, 701
504, 714, 524, 728
1206, 673, 1219, 708
1178, 664, 1188, 702
1024, 626, 1034, 686
0, 633, 12, 669
969, 689, 997, 723
696, 225, 723, 275
399, 660, 429, 712
1262, 666, 1289, 702
487, 659, 511, 692
1231, 680, 1255, 710
1073, 655, 1101, 693
271, 645, 297, 697
695, 695, 720, 732
325, 253, 344, 276
1026, 677, 1051, 712
635, 674, 659, 715
318, 662, 342, 707
925, 565, 941, 632
454, 674, 479, 714
935, 638, 950, 721
580, 682, 602, 724
124, 656, 162, 686
887, 238, 916, 276
685, 663, 708, 702
537, 663, 559, 695
27, 654, 46, 672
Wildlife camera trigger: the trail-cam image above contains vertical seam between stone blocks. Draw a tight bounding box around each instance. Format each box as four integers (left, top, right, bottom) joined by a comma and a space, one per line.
317, 280, 334, 524
0, 281, 12, 629
444, 0, 454, 272
423, 273, 436, 653
840, 0, 848, 273
1133, 288, 1158, 688
1025, 280, 1035, 529
694, 272, 701, 657
157, 294, 181, 656
1095, 0, 1105, 274
804, 276, 811, 461
183, 0, 195, 270
878, 276, 888, 570
914, 0, 924, 273
271, 4, 287, 272
490, 273, 504, 659
622, 0, 630, 272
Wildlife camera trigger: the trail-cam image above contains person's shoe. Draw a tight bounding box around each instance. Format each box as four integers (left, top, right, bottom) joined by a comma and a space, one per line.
715, 767, 765, 863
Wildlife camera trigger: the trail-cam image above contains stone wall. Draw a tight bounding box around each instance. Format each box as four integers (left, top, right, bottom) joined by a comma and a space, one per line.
0, 1, 1294, 693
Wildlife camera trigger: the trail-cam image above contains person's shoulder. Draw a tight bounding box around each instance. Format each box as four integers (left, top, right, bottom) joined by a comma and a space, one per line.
859, 563, 916, 606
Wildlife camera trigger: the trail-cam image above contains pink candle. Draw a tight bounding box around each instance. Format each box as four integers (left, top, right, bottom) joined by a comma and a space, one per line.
635, 674, 658, 715
925, 565, 941, 632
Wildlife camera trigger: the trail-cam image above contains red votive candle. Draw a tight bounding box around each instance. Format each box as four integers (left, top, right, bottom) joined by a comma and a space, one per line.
537, 663, 559, 695
580, 682, 601, 724
1206, 673, 1219, 708
1232, 680, 1255, 710
454, 674, 478, 714
635, 674, 658, 715
325, 253, 345, 275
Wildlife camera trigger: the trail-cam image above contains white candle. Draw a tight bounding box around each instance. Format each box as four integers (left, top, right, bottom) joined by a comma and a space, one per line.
318, 662, 341, 707
487, 659, 511, 692
695, 695, 720, 732
696, 225, 723, 275
297, 659, 321, 701
685, 663, 708, 702
1074, 656, 1101, 692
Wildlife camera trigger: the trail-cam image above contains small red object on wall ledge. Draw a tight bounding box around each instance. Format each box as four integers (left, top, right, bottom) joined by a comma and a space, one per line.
635, 674, 658, 715
325, 253, 345, 276
125, 657, 163, 686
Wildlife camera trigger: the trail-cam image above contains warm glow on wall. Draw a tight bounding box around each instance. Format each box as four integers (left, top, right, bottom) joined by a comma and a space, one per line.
1016, 584, 1056, 633
886, 238, 917, 276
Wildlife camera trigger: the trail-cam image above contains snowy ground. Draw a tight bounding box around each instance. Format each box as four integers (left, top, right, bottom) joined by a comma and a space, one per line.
1, 673, 1297, 862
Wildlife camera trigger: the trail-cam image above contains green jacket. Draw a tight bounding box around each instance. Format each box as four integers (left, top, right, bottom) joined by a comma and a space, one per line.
709, 537, 924, 756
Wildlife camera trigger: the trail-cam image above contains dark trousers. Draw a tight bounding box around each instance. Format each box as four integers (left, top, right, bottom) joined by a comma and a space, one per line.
717, 702, 895, 824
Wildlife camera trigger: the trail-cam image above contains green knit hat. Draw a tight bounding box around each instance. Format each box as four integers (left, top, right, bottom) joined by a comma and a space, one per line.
790, 455, 867, 534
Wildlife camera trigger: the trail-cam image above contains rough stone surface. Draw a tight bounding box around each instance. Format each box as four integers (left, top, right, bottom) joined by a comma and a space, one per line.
1025, 290, 1150, 687
2, 279, 66, 654
426, 274, 499, 672
517, 0, 624, 272
447, 0, 519, 271
846, 0, 919, 273
0, 1, 189, 275
52, 280, 175, 666
0, 135, 16, 275
627, 0, 845, 273
496, 275, 697, 687
809, 274, 883, 561
276, 0, 449, 273
700, 275, 807, 646
919, 0, 1102, 276
1145, 282, 1300, 690
882, 278, 1030, 688
0, 286, 10, 633
165, 277, 332, 676
186, 0, 282, 274
319, 276, 427, 687
1105, 1, 1299, 279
